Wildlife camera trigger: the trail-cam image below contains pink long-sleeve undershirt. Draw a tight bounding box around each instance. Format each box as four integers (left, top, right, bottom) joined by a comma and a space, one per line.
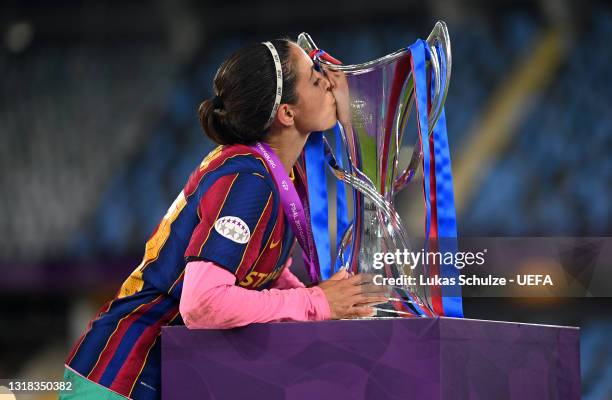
179, 260, 331, 329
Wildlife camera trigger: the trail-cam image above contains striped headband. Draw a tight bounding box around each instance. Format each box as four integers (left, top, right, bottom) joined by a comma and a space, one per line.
262, 41, 283, 129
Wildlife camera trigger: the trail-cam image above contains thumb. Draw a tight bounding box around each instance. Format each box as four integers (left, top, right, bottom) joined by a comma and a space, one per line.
329, 269, 350, 281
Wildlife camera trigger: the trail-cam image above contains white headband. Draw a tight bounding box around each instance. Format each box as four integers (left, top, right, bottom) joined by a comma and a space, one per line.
262, 41, 283, 129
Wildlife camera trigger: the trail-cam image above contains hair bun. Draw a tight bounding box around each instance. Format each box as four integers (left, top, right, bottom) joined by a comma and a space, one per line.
212, 95, 224, 109
198, 99, 224, 144
198, 99, 243, 145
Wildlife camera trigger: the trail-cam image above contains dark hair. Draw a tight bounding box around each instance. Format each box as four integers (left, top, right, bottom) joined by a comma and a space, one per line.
198, 39, 299, 145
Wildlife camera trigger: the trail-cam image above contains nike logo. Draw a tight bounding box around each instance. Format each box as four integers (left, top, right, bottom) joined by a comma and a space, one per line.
270, 239, 281, 249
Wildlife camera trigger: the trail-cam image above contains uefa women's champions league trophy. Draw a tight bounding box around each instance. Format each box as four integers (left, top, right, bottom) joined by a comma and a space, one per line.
298, 22, 461, 317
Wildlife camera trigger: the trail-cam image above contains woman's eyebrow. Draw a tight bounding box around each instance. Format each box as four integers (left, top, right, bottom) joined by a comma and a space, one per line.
309, 64, 315, 81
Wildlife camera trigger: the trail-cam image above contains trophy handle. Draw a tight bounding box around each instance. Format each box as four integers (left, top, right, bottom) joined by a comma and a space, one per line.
426, 21, 452, 137
336, 221, 354, 270
321, 137, 410, 249
297, 32, 317, 54
393, 21, 452, 194
392, 137, 423, 194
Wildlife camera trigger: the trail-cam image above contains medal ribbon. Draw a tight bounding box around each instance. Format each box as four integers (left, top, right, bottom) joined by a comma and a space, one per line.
251, 142, 321, 283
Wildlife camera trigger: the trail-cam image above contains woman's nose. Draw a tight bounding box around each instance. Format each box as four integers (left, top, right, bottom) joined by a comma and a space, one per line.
322, 75, 332, 91
316, 66, 334, 91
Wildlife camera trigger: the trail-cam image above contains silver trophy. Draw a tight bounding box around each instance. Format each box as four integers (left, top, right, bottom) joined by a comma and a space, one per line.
298, 21, 452, 316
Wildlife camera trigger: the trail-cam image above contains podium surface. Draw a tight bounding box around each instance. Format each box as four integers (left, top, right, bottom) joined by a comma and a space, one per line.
161, 317, 580, 399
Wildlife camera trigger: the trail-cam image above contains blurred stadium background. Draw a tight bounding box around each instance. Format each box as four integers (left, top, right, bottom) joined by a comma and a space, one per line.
1, 0, 611, 398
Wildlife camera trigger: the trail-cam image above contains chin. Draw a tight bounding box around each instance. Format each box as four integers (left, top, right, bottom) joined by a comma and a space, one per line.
324, 122, 337, 131
325, 115, 338, 130
311, 114, 338, 132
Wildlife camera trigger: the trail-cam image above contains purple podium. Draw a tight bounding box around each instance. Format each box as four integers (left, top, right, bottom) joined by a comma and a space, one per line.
161, 318, 580, 399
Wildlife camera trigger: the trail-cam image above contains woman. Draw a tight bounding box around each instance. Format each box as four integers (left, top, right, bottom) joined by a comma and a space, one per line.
61, 39, 386, 400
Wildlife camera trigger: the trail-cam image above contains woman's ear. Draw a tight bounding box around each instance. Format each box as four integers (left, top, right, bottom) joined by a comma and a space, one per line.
276, 104, 295, 127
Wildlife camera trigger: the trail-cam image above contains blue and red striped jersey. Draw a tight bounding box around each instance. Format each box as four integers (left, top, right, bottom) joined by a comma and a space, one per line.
66, 144, 296, 399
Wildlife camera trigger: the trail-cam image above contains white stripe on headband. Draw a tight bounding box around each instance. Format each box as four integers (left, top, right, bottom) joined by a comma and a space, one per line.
262, 41, 283, 129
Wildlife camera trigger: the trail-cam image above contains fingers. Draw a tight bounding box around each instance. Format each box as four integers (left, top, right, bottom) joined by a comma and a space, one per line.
340, 274, 389, 296
321, 65, 345, 86
343, 283, 366, 297
346, 273, 385, 287
344, 288, 388, 305
321, 272, 393, 319
360, 282, 391, 297
324, 269, 356, 284
343, 282, 386, 298
354, 295, 389, 306
347, 305, 376, 318
356, 299, 389, 308
347, 273, 369, 284
333, 296, 387, 319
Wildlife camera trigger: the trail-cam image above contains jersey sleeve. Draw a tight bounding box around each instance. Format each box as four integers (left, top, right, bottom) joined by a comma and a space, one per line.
180, 260, 331, 329
184, 172, 276, 281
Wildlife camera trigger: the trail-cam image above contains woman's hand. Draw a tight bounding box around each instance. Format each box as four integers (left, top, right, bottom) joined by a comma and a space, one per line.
323, 66, 352, 128
317, 269, 389, 319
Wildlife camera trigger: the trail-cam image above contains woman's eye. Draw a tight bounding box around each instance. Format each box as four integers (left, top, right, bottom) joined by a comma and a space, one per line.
314, 79, 320, 86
